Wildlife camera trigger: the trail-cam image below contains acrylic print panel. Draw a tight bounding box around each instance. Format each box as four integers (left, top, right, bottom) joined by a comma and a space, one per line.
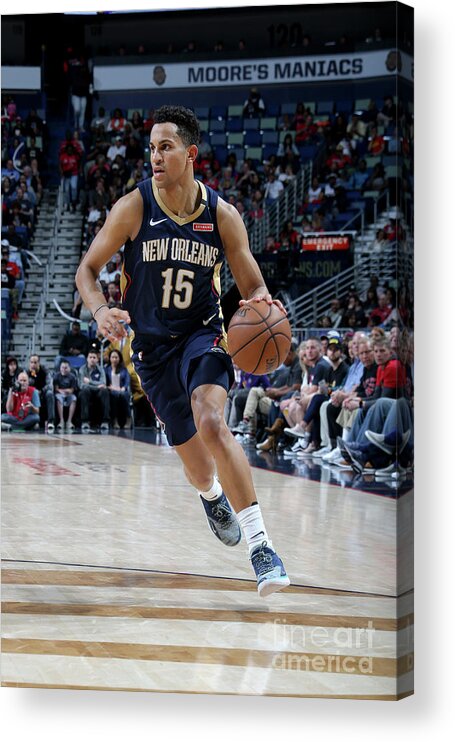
1, 0, 413, 700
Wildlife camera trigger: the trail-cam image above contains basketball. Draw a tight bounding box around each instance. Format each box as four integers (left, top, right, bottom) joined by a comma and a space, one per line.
227, 301, 292, 375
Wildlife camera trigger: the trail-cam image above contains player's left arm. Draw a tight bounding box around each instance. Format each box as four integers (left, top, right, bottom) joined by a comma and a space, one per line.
217, 200, 286, 315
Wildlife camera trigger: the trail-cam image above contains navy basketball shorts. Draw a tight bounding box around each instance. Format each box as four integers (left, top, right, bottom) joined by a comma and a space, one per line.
132, 328, 234, 446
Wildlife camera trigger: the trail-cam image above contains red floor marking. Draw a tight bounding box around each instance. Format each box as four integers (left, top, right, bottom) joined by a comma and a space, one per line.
12, 456, 80, 477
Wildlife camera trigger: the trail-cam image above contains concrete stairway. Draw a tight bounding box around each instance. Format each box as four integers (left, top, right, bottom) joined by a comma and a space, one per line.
10, 193, 83, 369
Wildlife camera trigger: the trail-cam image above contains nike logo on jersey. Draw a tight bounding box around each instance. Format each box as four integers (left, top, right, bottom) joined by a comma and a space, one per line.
202, 312, 218, 326
149, 217, 167, 227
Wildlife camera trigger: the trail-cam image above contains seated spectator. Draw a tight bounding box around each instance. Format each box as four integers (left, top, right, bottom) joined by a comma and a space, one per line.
369, 294, 392, 325
1, 370, 40, 431
327, 298, 343, 327
377, 95, 397, 127
107, 108, 127, 134
233, 344, 301, 441
264, 172, 284, 204
130, 110, 144, 138
99, 255, 122, 286
371, 228, 389, 253
306, 176, 324, 205
107, 135, 126, 162
242, 87, 265, 118
367, 126, 385, 156
248, 190, 265, 220
28, 353, 55, 431
53, 360, 79, 431
143, 108, 155, 134
362, 163, 386, 192
346, 113, 367, 143
125, 134, 144, 166
280, 337, 333, 445
105, 281, 121, 307
347, 159, 370, 190
1, 356, 19, 411
276, 134, 300, 169
226, 369, 271, 431
277, 163, 297, 187
384, 218, 405, 242
1, 159, 20, 184
56, 320, 90, 370
79, 350, 110, 431
90, 106, 109, 135
105, 349, 131, 429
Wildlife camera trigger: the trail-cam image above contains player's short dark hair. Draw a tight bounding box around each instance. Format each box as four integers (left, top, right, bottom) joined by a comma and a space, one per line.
153, 105, 200, 146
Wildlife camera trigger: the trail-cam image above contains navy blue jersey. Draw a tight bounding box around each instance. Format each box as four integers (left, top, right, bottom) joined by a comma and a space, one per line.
121, 179, 226, 345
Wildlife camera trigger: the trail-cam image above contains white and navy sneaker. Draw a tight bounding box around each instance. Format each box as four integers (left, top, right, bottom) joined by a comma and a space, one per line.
200, 492, 241, 546
250, 541, 290, 597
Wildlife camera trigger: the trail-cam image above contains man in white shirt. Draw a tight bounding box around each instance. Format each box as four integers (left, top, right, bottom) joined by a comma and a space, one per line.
107, 135, 126, 162
264, 173, 284, 205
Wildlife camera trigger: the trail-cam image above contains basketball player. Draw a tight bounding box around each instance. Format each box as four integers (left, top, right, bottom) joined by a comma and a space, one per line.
76, 105, 289, 597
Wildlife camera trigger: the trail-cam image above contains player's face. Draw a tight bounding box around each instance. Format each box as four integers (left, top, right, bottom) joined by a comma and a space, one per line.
149, 123, 194, 187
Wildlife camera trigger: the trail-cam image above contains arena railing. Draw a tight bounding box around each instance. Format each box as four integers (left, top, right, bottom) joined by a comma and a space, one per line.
26, 184, 64, 360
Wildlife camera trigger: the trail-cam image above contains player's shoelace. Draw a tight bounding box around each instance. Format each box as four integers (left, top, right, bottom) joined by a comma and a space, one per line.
251, 542, 275, 576
211, 502, 235, 529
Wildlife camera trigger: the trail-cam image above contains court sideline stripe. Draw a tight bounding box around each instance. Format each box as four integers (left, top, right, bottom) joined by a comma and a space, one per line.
2, 638, 414, 678
0, 561, 413, 600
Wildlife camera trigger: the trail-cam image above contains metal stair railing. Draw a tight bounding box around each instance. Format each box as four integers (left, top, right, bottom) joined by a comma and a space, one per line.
281, 242, 410, 327
221, 164, 312, 294
26, 185, 64, 359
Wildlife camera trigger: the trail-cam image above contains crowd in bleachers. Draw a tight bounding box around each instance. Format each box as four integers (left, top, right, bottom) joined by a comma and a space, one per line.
228, 324, 413, 477
1, 95, 48, 343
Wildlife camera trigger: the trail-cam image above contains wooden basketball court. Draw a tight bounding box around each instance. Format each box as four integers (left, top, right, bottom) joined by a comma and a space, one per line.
1, 432, 414, 699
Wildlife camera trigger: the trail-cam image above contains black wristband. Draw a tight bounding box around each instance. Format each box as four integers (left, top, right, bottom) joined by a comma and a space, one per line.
93, 304, 109, 319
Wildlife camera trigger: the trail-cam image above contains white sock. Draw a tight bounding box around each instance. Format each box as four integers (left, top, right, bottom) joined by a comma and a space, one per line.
237, 503, 273, 554
199, 477, 223, 501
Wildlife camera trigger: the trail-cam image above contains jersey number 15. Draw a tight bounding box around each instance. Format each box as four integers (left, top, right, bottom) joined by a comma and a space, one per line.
161, 268, 195, 310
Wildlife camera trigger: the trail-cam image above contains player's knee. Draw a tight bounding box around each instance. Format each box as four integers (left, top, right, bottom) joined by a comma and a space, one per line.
194, 405, 227, 449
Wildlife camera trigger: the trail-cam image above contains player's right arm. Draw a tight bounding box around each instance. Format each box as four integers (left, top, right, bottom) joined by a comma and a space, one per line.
75, 189, 142, 341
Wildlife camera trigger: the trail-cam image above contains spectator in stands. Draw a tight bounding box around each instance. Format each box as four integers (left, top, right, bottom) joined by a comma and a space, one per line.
1, 256, 18, 318
99, 255, 122, 286
318, 331, 367, 459
233, 345, 301, 441
1, 159, 20, 184
143, 109, 155, 134
28, 354, 55, 432
68, 53, 92, 131
346, 113, 367, 143
105, 281, 121, 308
1, 242, 23, 307
369, 294, 392, 326
59, 143, 81, 212
362, 162, 386, 192
367, 126, 385, 156
1, 356, 19, 411
377, 96, 397, 127
327, 298, 343, 327
105, 349, 131, 429
90, 106, 109, 136
319, 337, 378, 456
53, 360, 79, 431
1, 370, 40, 431
243, 87, 265, 118
248, 190, 265, 220
130, 111, 144, 138
79, 350, 110, 431
347, 158, 370, 190
107, 108, 127, 134
125, 134, 144, 167
107, 135, 126, 162
277, 133, 300, 170
56, 320, 90, 370
363, 287, 379, 315
371, 228, 388, 253
264, 172, 284, 205
306, 176, 324, 205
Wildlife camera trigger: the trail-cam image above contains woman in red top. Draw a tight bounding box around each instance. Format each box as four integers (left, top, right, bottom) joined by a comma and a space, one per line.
59, 143, 81, 212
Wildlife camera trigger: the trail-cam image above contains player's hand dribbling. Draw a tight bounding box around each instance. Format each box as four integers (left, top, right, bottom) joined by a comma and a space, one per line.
239, 292, 287, 315
95, 306, 131, 341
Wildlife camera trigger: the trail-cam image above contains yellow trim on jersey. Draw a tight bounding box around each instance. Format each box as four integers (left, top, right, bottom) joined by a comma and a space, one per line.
152, 179, 207, 226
